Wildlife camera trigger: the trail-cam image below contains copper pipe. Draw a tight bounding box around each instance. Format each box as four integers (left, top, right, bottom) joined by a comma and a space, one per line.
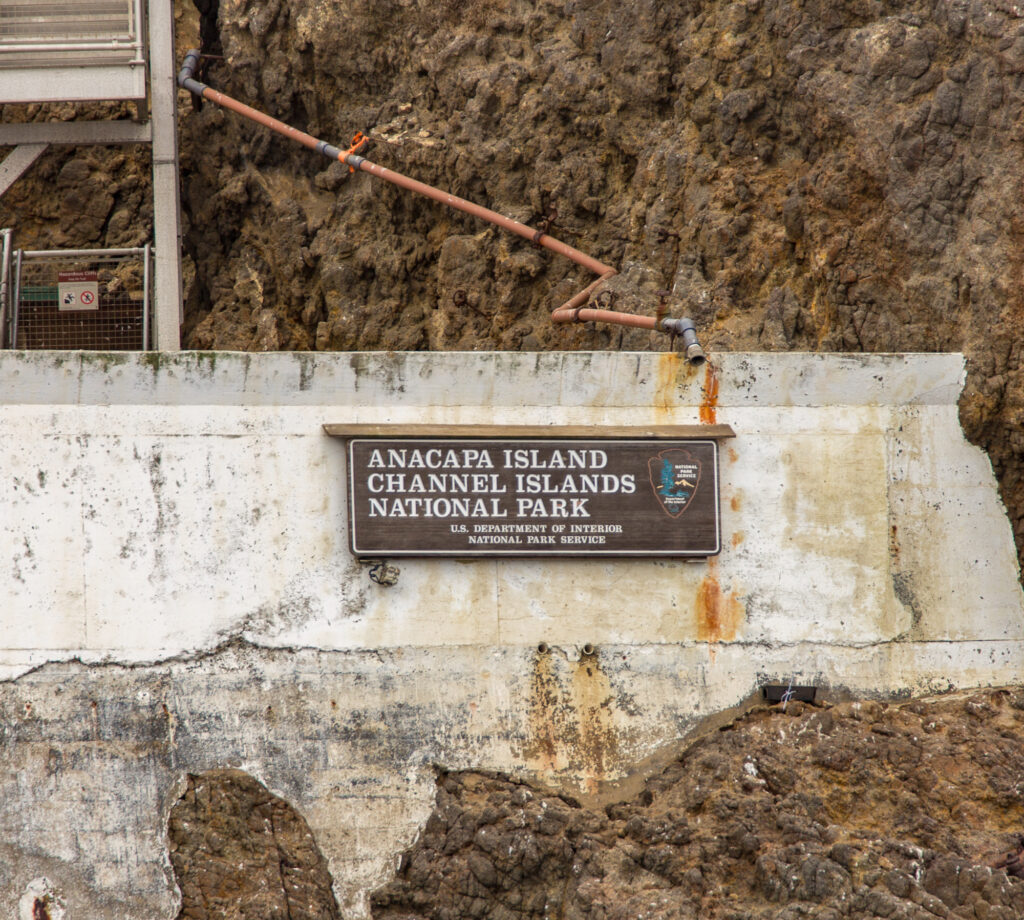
550, 270, 617, 321
176, 50, 695, 342
553, 307, 657, 330
353, 160, 613, 276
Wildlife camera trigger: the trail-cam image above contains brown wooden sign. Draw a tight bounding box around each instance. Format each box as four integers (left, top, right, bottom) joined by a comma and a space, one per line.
346, 438, 720, 557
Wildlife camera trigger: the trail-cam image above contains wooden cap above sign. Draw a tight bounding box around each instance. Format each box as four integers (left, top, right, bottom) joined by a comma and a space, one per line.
323, 424, 736, 439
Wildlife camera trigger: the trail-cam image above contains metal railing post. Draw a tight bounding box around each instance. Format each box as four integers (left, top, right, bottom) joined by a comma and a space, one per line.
0, 229, 12, 348
11, 249, 22, 349
142, 242, 152, 350
150, 0, 183, 349
131, 0, 146, 66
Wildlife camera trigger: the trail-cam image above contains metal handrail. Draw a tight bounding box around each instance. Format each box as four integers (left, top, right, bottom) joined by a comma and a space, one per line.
0, 0, 143, 62
18, 247, 147, 259
10, 249, 22, 349
0, 39, 137, 51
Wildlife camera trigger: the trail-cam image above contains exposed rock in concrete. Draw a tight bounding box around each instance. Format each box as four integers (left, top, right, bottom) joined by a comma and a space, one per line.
169, 769, 340, 920
0, 639, 1022, 919
371, 688, 1024, 920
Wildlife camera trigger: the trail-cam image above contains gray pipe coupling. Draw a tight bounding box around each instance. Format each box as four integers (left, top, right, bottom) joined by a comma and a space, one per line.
661, 317, 706, 366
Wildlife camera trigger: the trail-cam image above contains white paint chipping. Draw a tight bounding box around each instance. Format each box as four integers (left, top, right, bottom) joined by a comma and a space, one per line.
18, 878, 65, 920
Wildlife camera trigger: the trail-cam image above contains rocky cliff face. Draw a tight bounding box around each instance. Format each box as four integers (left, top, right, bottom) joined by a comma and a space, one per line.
370, 688, 1024, 920
5, 0, 1024, 564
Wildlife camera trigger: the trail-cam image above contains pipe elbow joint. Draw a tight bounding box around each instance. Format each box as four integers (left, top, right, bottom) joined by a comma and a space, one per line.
178, 49, 201, 87
661, 317, 706, 366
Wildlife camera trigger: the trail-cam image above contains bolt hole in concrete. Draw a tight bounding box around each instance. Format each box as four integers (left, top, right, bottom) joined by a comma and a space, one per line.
168, 769, 340, 919
537, 642, 549, 654
582, 643, 595, 656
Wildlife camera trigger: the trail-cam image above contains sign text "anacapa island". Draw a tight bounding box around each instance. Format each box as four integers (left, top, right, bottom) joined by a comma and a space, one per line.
363, 446, 636, 519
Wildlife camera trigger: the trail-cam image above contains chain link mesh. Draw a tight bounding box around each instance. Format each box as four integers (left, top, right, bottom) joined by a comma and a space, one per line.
14, 250, 148, 350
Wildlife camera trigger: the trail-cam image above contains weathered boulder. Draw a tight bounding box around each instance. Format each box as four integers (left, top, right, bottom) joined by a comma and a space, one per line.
169, 769, 341, 920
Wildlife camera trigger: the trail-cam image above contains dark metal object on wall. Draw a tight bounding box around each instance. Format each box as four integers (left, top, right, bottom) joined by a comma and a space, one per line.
762, 685, 818, 704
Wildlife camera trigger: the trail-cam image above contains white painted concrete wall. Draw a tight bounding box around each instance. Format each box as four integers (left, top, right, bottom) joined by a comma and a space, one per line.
0, 350, 1021, 918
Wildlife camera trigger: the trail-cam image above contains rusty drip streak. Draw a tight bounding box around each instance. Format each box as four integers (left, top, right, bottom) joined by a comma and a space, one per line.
699, 362, 719, 424
176, 52, 681, 332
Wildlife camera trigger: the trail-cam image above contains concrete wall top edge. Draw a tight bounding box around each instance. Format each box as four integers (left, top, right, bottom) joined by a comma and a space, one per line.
0, 350, 965, 409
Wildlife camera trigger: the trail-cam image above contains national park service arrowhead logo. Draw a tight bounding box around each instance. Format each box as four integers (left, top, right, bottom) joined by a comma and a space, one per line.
648, 449, 702, 518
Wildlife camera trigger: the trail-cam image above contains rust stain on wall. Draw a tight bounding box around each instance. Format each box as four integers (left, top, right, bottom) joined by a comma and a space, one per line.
695, 561, 744, 643
522, 648, 619, 793
732, 531, 744, 547
699, 362, 719, 424
653, 352, 703, 419
569, 652, 618, 792
524, 650, 562, 772
654, 352, 680, 417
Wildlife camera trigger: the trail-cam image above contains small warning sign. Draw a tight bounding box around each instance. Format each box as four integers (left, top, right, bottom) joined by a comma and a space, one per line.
58, 270, 99, 311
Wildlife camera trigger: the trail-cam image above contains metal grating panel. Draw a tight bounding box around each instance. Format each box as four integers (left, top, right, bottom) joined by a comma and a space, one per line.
0, 0, 133, 41
0, 0, 141, 71
0, 0, 146, 99
12, 248, 149, 350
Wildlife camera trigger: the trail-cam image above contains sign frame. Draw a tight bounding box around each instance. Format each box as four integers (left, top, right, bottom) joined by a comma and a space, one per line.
331, 427, 734, 559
